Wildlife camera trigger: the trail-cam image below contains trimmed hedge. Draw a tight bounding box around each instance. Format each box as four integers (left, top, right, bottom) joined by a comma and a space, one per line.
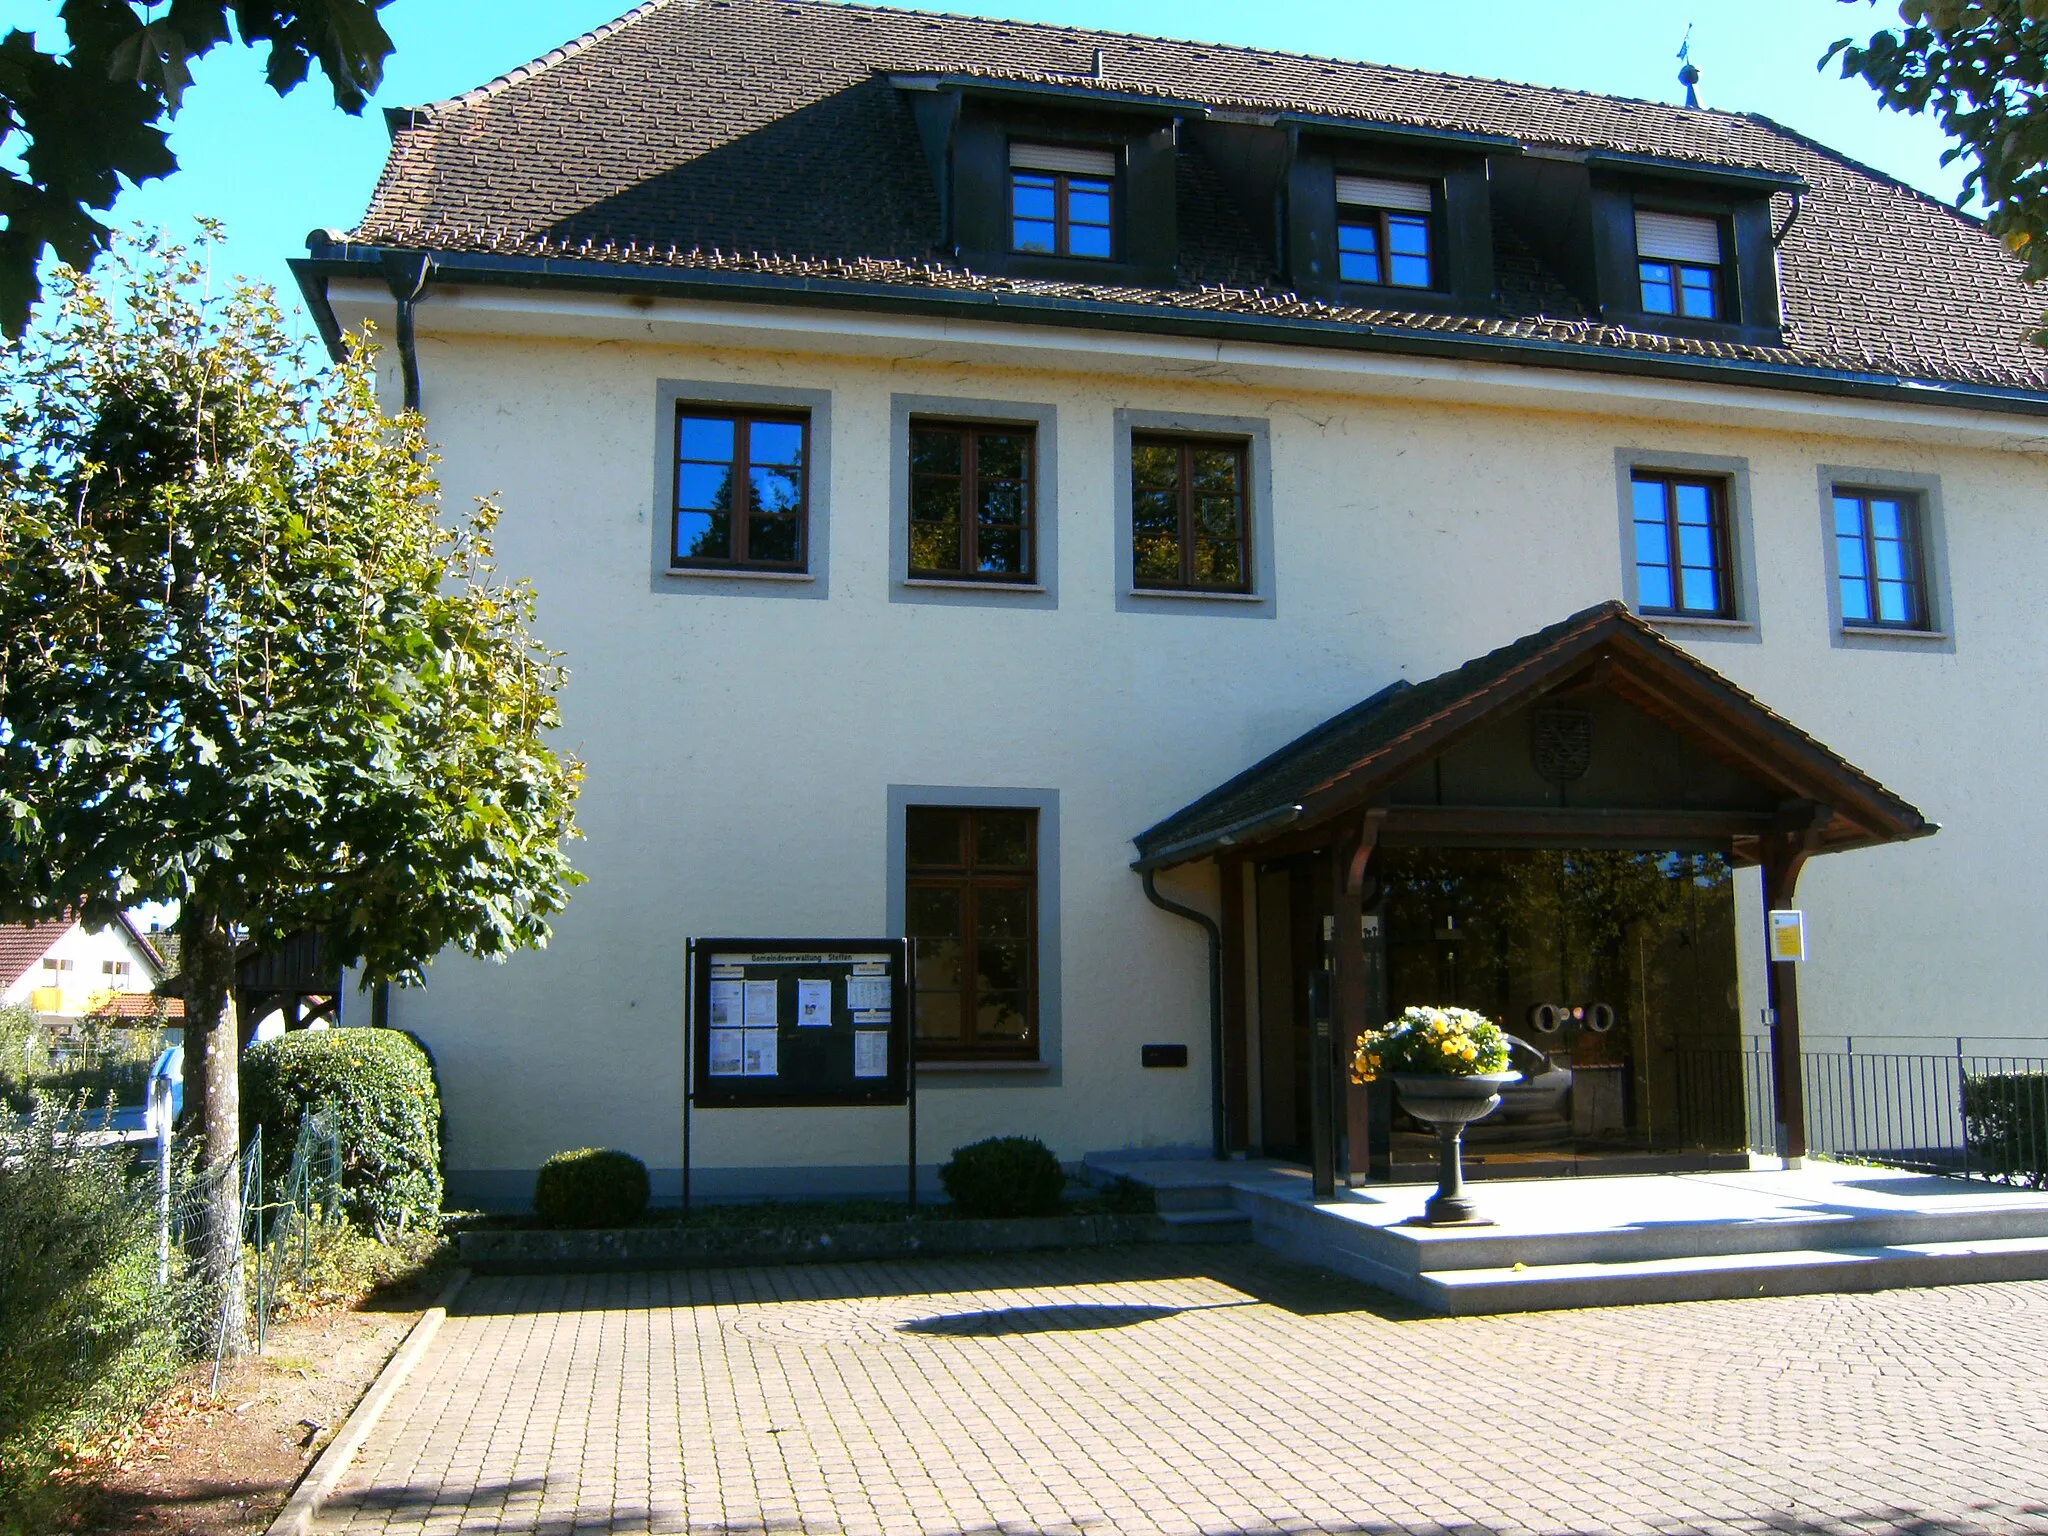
243, 1028, 442, 1237
1962, 1071, 2048, 1189
533, 1149, 649, 1228
938, 1135, 1068, 1219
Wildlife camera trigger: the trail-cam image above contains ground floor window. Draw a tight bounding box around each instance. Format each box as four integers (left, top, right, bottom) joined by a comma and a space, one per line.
905, 807, 1038, 1060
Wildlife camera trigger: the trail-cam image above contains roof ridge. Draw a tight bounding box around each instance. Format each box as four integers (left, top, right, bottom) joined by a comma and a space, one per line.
410, 0, 685, 116
813, 0, 1764, 131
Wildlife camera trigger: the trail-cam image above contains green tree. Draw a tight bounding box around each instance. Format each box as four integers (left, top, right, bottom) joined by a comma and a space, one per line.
0, 0, 395, 337
0, 230, 584, 1351
1827, 1, 2048, 331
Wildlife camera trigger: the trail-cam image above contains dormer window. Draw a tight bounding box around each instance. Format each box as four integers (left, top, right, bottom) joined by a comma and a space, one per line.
1010, 144, 1115, 259
1336, 176, 1436, 289
1635, 210, 1723, 318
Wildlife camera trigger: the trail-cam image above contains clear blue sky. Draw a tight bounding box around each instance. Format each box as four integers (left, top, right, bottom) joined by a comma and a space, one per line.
11, 0, 1962, 335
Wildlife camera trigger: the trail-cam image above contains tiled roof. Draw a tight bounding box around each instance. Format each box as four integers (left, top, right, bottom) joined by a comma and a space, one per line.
1132, 602, 1931, 866
341, 0, 2048, 395
0, 921, 72, 994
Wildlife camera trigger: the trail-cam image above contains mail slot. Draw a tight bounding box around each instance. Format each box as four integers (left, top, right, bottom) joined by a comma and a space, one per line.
1141, 1043, 1189, 1068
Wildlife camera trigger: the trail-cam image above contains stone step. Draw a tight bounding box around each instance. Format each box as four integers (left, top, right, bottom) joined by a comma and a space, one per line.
1407, 1233, 2048, 1315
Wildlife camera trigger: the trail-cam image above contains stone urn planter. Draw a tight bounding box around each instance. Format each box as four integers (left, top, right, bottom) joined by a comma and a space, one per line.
1389, 1070, 1521, 1226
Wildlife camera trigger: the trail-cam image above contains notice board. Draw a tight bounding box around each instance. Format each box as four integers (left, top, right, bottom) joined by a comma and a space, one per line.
687, 939, 912, 1109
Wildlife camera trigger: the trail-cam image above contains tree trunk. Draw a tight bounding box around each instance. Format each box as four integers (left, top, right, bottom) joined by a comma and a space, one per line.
180, 908, 247, 1358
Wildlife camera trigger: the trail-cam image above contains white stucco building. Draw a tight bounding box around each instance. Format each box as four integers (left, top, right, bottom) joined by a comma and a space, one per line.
300, 0, 2048, 1208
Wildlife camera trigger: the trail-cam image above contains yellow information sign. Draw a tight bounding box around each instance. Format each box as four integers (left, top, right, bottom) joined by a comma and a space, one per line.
1767, 909, 1806, 963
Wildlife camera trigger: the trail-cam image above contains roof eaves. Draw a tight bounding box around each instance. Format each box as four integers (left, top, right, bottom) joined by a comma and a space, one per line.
291, 242, 2048, 418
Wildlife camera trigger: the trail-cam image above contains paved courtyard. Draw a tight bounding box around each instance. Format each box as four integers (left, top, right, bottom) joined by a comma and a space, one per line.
317, 1246, 2048, 1536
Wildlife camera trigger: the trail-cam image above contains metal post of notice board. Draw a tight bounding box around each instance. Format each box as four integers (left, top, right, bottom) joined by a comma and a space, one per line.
683, 938, 914, 1217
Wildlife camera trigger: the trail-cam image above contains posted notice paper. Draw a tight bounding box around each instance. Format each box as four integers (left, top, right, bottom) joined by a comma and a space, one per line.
708, 979, 743, 1028
796, 978, 833, 1026
845, 975, 891, 1013
743, 979, 779, 1027
742, 1029, 779, 1076
707, 1029, 744, 1077
853, 1030, 889, 1079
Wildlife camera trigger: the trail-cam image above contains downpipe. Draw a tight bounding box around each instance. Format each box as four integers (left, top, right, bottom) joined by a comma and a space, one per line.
1142, 870, 1227, 1161
379, 251, 433, 412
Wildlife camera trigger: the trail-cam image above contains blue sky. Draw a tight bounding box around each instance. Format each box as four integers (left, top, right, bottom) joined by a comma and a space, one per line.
10, 1, 1964, 335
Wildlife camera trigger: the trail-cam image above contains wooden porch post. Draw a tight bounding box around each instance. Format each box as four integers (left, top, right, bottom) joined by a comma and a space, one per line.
1218, 854, 1250, 1154
1761, 813, 1823, 1166
1330, 811, 1385, 1185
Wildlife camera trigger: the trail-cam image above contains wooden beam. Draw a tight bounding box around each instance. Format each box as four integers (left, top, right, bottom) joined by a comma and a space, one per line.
1759, 812, 1825, 1164
1378, 805, 1774, 844
1331, 814, 1384, 1184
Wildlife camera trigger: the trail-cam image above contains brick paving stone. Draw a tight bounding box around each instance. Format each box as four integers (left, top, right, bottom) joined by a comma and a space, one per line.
315, 1246, 2048, 1536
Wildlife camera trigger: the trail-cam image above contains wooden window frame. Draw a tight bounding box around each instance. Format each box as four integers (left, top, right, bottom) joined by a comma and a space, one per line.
1833, 488, 1930, 631
1638, 257, 1721, 319
670, 408, 811, 573
1336, 206, 1436, 290
1129, 434, 1253, 594
906, 809, 1039, 1062
1009, 168, 1116, 261
907, 419, 1038, 583
1631, 471, 1734, 619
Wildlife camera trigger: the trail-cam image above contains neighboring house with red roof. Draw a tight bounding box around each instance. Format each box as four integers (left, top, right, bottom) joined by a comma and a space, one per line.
0, 916, 179, 1024
296, 0, 2047, 1208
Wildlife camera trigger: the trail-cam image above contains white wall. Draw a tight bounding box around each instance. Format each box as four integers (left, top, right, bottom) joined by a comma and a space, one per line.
350, 295, 2048, 1201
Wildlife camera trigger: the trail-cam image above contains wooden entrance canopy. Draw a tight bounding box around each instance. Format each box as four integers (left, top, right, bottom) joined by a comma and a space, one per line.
1132, 601, 1935, 1185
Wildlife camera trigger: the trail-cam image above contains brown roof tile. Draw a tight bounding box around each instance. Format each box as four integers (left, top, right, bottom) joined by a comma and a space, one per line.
343, 0, 2048, 395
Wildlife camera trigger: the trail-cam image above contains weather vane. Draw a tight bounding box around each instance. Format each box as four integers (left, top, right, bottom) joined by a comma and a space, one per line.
1677, 24, 1701, 109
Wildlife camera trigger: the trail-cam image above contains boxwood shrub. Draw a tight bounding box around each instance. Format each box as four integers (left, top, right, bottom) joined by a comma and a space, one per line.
533, 1148, 650, 1228
1962, 1071, 2048, 1189
242, 1028, 442, 1237
938, 1135, 1068, 1219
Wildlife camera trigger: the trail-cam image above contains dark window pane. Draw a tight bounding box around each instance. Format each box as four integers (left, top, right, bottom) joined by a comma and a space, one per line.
1067, 182, 1112, 225
1873, 538, 1907, 583
750, 466, 802, 515
1679, 564, 1720, 613
915, 990, 962, 1040
978, 481, 1026, 526
1131, 443, 1178, 491
977, 887, 1030, 940
748, 515, 799, 564
1196, 539, 1244, 589
910, 521, 962, 573
1014, 219, 1056, 253
1134, 536, 1179, 583
907, 809, 964, 868
976, 526, 1024, 575
749, 421, 804, 468
976, 433, 1028, 480
1196, 494, 1242, 539
1068, 223, 1112, 258
1338, 250, 1380, 284
1877, 580, 1913, 624
1837, 533, 1868, 579
910, 427, 962, 476
1679, 266, 1718, 318
1634, 521, 1672, 567
1640, 262, 1676, 314
1191, 449, 1241, 495
976, 811, 1031, 867
911, 479, 962, 528
675, 509, 729, 561
976, 992, 1029, 1038
1840, 573, 1871, 623
1131, 488, 1178, 536
676, 462, 732, 512
678, 415, 735, 463
976, 940, 1027, 991
1011, 175, 1056, 218
1387, 214, 1431, 287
